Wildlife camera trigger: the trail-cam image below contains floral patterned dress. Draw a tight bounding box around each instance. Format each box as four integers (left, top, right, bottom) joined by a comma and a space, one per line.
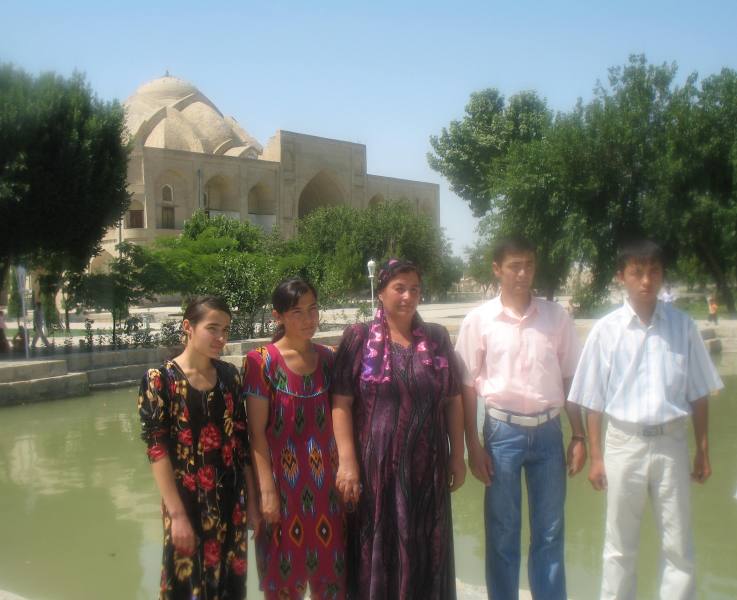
138, 359, 251, 600
242, 344, 346, 599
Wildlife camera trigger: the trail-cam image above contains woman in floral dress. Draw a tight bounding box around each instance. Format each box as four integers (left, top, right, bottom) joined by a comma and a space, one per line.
138, 295, 258, 599
242, 277, 346, 599
331, 259, 466, 600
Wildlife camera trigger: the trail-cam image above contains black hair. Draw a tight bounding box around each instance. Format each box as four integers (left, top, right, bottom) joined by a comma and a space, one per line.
377, 259, 422, 292
616, 239, 665, 272
492, 235, 536, 265
271, 277, 318, 342
182, 295, 232, 325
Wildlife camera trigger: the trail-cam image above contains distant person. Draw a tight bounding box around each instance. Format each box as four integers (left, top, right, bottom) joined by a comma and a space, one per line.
708, 296, 719, 324
660, 284, 676, 304
242, 277, 346, 599
12, 325, 27, 353
0, 309, 9, 353
455, 236, 586, 600
569, 239, 722, 600
31, 302, 50, 348
137, 295, 258, 600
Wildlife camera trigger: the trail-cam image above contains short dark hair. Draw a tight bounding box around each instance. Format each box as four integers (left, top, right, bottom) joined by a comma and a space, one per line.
182, 295, 231, 325
271, 277, 318, 341
492, 236, 536, 265
616, 239, 665, 272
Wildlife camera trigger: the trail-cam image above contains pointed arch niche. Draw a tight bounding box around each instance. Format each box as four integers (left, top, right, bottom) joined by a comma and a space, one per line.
248, 182, 276, 231
298, 170, 344, 219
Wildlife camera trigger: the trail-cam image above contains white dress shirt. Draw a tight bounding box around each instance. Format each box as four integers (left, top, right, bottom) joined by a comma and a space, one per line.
568, 300, 723, 425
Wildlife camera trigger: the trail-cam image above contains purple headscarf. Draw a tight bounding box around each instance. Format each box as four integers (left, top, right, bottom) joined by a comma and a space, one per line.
360, 259, 449, 384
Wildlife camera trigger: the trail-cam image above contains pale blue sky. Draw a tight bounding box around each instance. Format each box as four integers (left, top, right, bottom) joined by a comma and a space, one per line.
3, 0, 737, 256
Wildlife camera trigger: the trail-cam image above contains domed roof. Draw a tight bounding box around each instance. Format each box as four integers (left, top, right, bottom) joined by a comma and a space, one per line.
124, 76, 262, 157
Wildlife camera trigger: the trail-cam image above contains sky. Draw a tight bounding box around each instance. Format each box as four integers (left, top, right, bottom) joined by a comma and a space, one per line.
3, 0, 737, 256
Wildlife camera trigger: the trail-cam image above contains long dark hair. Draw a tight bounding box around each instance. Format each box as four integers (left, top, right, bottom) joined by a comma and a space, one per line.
183, 295, 232, 324
271, 277, 318, 342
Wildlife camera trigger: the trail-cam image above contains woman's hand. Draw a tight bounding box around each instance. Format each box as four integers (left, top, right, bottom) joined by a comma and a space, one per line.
336, 457, 362, 505
260, 487, 281, 524
448, 452, 467, 492
171, 512, 196, 556
246, 492, 263, 536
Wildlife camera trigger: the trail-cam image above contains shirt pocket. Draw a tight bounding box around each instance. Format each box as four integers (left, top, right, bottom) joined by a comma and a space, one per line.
663, 350, 687, 397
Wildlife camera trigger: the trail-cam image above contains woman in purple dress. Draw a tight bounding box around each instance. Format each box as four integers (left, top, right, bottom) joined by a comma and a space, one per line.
331, 259, 466, 600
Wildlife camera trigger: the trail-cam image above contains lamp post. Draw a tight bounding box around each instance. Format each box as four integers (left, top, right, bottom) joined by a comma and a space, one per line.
367, 259, 376, 315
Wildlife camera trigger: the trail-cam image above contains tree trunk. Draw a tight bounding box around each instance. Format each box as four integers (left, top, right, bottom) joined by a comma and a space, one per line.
697, 242, 736, 314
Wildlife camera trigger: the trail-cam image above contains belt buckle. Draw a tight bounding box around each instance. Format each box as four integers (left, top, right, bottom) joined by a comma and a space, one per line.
641, 424, 663, 437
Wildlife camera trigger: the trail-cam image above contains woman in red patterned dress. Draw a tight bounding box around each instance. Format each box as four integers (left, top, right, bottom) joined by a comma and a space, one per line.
242, 277, 346, 599
138, 295, 258, 599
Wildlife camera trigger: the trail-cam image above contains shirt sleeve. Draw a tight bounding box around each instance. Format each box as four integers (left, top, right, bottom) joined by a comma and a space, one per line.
137, 367, 171, 463
567, 323, 608, 412
241, 347, 271, 401
331, 324, 366, 397
454, 310, 483, 388
686, 319, 724, 402
557, 311, 582, 379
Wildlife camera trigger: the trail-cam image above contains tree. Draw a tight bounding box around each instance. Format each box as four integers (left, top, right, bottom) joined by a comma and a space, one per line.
429, 90, 578, 298
466, 240, 495, 298
67, 243, 162, 345
0, 64, 130, 286
296, 201, 461, 301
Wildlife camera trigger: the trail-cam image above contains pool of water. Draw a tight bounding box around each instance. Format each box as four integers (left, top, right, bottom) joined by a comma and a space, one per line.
1, 369, 736, 599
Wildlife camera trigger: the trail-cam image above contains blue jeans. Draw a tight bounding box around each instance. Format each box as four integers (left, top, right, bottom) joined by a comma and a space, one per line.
483, 414, 567, 600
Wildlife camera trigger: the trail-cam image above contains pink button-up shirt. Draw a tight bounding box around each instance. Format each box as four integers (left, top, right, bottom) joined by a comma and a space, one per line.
455, 296, 580, 415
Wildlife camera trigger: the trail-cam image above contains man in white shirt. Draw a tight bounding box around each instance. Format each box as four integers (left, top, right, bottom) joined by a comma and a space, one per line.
568, 239, 722, 600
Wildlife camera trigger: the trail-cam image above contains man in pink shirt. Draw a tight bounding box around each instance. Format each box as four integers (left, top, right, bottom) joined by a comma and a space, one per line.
455, 236, 586, 600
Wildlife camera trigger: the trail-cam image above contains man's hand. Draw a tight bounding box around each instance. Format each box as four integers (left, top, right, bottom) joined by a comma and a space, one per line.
468, 440, 494, 486
587, 456, 607, 491
691, 449, 712, 484
566, 438, 587, 477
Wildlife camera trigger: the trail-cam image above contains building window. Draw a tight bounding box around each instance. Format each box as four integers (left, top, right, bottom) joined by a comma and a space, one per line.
162, 185, 173, 203
161, 206, 175, 229
127, 210, 144, 229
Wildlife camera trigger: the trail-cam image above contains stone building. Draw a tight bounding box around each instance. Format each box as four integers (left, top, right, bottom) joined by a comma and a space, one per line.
95, 76, 439, 270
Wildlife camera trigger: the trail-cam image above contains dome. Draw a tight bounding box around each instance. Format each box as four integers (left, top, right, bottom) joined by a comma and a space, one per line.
123, 76, 262, 156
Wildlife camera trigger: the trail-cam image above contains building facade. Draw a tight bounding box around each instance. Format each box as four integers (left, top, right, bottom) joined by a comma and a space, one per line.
95, 76, 439, 271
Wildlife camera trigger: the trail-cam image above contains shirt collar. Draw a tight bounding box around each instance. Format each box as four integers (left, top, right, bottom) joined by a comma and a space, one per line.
491, 294, 539, 321
623, 298, 665, 328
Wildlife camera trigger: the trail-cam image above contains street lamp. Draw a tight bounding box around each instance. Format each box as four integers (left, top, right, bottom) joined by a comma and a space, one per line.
367, 259, 377, 314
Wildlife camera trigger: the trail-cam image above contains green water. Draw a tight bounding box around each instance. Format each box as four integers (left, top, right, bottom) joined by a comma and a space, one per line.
1, 372, 736, 599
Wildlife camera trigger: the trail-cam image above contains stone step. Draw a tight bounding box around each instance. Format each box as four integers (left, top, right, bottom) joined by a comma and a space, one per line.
86, 363, 150, 386
0, 360, 68, 384
0, 372, 89, 406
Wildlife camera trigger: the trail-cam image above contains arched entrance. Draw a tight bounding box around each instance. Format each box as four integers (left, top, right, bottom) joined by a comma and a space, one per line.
248, 182, 276, 231
298, 170, 344, 219
368, 193, 385, 208
205, 175, 239, 219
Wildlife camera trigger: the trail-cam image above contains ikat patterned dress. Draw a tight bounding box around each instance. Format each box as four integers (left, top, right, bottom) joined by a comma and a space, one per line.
242, 344, 346, 599
138, 359, 251, 600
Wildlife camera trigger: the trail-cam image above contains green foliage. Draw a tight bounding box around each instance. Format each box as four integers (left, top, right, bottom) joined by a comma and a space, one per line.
430, 55, 737, 310
296, 201, 459, 301
0, 64, 130, 275
67, 242, 162, 344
